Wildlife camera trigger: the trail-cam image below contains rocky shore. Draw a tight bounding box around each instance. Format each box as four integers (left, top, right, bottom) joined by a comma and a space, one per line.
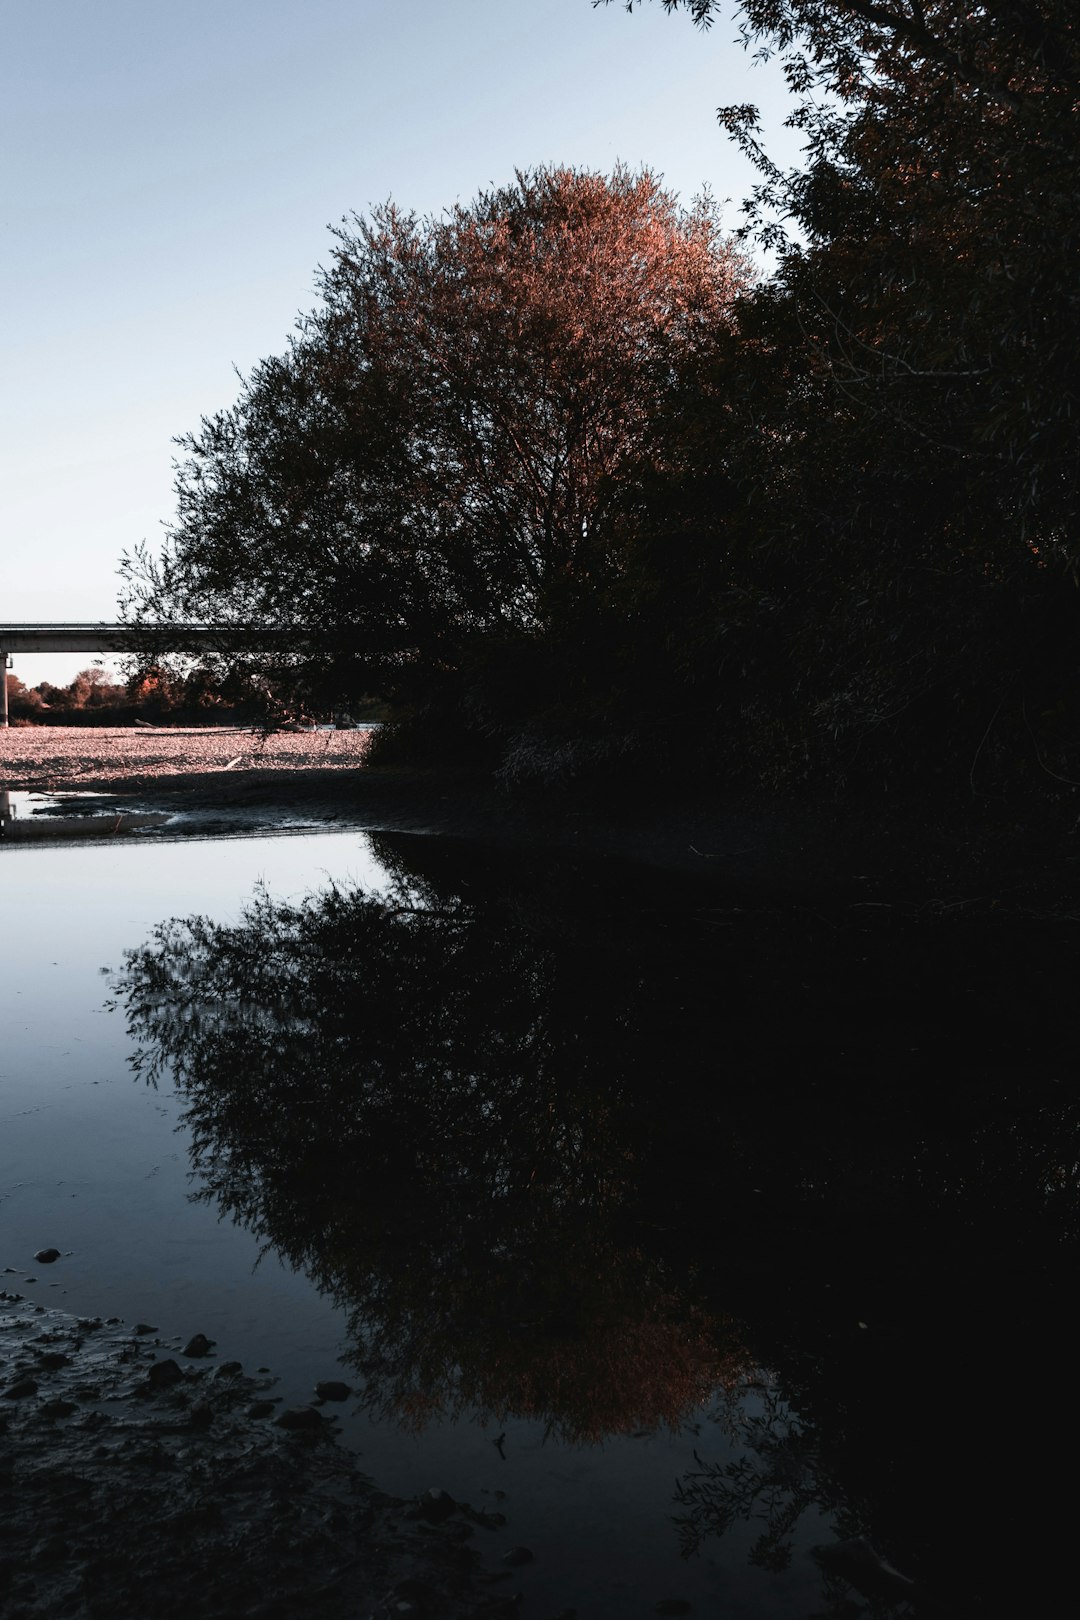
0, 1291, 524, 1620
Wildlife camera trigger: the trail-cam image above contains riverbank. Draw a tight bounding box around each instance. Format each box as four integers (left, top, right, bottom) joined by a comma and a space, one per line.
0, 1293, 521, 1620
3, 725, 1077, 910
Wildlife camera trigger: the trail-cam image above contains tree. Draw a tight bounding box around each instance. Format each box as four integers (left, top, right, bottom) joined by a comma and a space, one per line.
606, 1, 1080, 528
599, 2, 1080, 786
122, 167, 748, 729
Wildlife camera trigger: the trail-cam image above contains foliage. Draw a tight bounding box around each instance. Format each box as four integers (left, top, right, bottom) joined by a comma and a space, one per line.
8, 663, 268, 726
120, 10, 1080, 792
594, 0, 1080, 788
120, 166, 748, 760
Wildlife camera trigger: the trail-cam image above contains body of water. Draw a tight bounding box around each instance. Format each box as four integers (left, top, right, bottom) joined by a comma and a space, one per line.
2, 825, 1078, 1616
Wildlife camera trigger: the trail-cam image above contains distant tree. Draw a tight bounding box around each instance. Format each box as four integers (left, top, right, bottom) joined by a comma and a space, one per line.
4, 674, 46, 721
121, 166, 749, 724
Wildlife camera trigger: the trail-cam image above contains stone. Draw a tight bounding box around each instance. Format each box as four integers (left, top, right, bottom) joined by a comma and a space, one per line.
2, 1377, 39, 1399
501, 1546, 534, 1567
146, 1359, 182, 1389
35, 1351, 70, 1370
181, 1333, 214, 1358
314, 1379, 351, 1402
134, 1323, 158, 1335
247, 1400, 276, 1419
33, 1249, 60, 1264
39, 1398, 78, 1419
274, 1406, 323, 1432
409, 1488, 457, 1524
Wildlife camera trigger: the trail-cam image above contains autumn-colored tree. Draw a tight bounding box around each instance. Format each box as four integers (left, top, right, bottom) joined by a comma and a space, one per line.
122, 167, 748, 733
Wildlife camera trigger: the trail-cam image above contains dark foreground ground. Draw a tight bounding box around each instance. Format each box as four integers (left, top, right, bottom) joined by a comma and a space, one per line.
0, 1294, 522, 1620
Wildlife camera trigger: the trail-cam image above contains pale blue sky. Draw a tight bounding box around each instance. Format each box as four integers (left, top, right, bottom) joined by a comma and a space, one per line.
2, 0, 800, 686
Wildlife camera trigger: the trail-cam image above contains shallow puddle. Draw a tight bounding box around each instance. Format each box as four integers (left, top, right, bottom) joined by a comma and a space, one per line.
0, 786, 170, 840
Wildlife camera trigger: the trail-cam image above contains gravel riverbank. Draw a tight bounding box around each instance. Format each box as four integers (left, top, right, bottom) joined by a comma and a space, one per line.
0, 725, 373, 787
0, 1292, 521, 1620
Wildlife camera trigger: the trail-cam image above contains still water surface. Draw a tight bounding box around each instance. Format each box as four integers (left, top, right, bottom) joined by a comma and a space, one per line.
2, 827, 1078, 1617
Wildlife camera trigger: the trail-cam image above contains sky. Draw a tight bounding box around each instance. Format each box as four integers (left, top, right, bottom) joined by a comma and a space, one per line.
2, 0, 802, 687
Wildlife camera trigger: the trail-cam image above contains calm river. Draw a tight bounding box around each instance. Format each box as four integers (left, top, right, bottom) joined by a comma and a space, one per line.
2, 824, 1078, 1617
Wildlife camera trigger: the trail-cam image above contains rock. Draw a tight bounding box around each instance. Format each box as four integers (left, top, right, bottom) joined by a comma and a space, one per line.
501, 1546, 535, 1567
36, 1351, 70, 1370
146, 1359, 182, 1389
33, 1249, 60, 1264
314, 1378, 351, 1402
134, 1323, 158, 1335
274, 1406, 323, 1432
247, 1400, 276, 1419
408, 1488, 457, 1524
2, 1377, 39, 1399
188, 1401, 213, 1429
181, 1333, 215, 1358
39, 1398, 78, 1419
655, 1603, 692, 1616
213, 1360, 243, 1379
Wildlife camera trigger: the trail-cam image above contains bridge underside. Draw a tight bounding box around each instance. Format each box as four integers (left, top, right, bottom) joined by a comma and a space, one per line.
0, 623, 303, 725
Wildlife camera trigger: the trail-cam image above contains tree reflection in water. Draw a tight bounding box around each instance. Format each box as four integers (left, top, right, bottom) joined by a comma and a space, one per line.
116, 835, 1080, 1615
117, 838, 749, 1441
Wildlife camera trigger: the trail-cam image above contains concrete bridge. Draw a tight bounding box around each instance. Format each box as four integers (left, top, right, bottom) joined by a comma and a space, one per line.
0, 623, 293, 726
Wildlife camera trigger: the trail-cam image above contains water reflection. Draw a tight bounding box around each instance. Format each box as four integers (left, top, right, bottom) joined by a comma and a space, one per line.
117, 839, 750, 1441
116, 835, 1080, 1615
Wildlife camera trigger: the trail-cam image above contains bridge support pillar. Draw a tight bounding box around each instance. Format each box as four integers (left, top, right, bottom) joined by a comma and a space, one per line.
1, 650, 8, 729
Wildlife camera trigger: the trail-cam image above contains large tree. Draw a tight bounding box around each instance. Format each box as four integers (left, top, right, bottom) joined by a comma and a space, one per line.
122, 166, 748, 722
601, 2, 1080, 786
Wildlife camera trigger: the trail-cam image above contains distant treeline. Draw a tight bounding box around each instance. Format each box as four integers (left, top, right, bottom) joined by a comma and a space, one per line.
6, 666, 267, 727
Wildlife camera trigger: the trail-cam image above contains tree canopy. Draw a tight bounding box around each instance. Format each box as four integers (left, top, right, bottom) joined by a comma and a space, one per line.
590, 0, 1080, 790
125, 10, 1080, 794
122, 166, 748, 734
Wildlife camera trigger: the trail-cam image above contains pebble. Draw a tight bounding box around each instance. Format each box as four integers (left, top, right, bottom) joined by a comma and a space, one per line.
182, 1333, 215, 1358
502, 1546, 534, 1567
274, 1406, 323, 1432
314, 1379, 351, 1402
2, 1378, 39, 1400
36, 1352, 70, 1370
33, 1249, 61, 1264
39, 1398, 79, 1419
146, 1359, 182, 1389
410, 1488, 457, 1524
134, 1323, 158, 1335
